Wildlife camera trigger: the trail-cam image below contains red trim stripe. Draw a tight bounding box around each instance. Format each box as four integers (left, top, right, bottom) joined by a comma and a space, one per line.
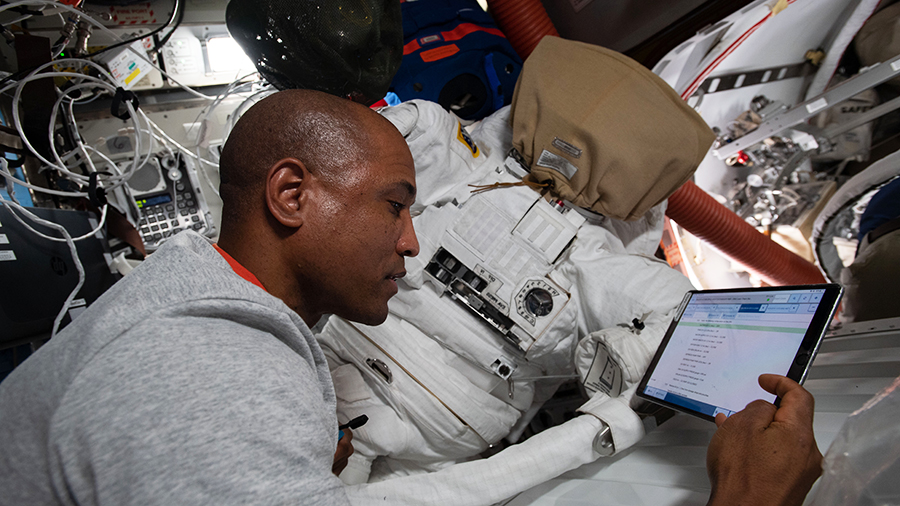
213, 244, 267, 292
680, 0, 798, 100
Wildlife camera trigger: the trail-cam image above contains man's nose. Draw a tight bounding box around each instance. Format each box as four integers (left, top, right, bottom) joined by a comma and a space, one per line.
398, 215, 420, 257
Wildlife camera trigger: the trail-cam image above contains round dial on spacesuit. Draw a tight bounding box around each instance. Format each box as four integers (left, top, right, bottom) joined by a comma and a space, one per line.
523, 288, 553, 317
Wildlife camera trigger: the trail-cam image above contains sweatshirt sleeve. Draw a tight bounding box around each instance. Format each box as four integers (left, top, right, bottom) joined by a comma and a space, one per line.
48, 316, 350, 506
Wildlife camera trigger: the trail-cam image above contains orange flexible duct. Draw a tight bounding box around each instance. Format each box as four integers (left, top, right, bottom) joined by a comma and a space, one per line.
487, 0, 826, 286
487, 0, 558, 60
667, 181, 825, 285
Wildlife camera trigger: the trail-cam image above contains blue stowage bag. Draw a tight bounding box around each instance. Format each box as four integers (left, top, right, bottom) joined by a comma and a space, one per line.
390, 0, 522, 121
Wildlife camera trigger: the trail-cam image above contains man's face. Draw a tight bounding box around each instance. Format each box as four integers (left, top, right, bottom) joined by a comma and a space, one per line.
299, 128, 419, 326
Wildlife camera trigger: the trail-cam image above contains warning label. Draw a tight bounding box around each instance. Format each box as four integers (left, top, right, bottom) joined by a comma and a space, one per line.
109, 3, 157, 25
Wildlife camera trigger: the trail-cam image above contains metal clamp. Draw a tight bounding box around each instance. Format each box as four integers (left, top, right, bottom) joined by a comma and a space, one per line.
366, 358, 393, 384
714, 54, 900, 159
592, 422, 615, 457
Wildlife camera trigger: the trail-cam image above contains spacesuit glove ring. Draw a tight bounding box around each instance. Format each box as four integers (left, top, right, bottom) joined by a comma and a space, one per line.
577, 387, 645, 455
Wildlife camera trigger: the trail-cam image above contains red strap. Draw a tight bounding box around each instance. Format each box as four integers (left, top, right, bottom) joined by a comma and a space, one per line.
403, 39, 421, 55
213, 244, 267, 292
441, 23, 504, 43
402, 23, 506, 55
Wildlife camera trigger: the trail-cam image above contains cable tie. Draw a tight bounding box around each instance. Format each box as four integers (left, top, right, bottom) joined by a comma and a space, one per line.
469, 179, 551, 194
88, 171, 111, 207
111, 86, 139, 120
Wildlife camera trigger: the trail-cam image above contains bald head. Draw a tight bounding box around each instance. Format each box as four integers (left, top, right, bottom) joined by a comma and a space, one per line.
215, 89, 418, 326
218, 89, 400, 227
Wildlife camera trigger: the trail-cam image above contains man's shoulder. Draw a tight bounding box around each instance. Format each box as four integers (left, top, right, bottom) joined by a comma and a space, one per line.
65, 314, 330, 414
0, 231, 317, 440
63, 231, 301, 354
0, 313, 345, 506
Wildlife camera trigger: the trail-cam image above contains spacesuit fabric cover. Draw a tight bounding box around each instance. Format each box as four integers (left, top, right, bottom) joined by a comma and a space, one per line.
316, 100, 695, 504
510, 36, 716, 221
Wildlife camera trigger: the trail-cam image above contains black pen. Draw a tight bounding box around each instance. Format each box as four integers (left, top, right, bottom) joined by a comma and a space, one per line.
338, 414, 368, 440
339, 414, 368, 430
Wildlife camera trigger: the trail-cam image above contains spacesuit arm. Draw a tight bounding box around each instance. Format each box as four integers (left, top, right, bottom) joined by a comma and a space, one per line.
573, 324, 673, 452
345, 415, 605, 506
558, 225, 695, 452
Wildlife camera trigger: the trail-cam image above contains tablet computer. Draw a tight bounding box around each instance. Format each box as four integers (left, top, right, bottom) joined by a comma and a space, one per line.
636, 284, 843, 422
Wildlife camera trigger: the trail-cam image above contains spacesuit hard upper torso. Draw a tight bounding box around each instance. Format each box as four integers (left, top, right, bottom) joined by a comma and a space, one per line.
316, 100, 694, 504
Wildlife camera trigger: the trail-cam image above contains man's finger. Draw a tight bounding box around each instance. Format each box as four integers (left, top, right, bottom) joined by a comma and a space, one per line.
758, 374, 799, 397
723, 398, 777, 433
758, 374, 815, 426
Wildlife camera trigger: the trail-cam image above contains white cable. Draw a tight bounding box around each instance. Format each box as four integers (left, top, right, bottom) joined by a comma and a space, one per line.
3, 13, 32, 26
1, 197, 108, 243
82, 144, 127, 178
140, 112, 198, 159
224, 86, 276, 140
0, 198, 86, 339
150, 76, 263, 198
0, 0, 218, 102
194, 75, 263, 160
47, 79, 140, 181
0, 158, 109, 242
10, 67, 127, 169
0, 158, 21, 204
79, 145, 143, 223
0, 5, 256, 200
196, 151, 220, 198
140, 113, 223, 198
2, 64, 154, 197
63, 92, 100, 176
0, 166, 87, 197
142, 129, 175, 159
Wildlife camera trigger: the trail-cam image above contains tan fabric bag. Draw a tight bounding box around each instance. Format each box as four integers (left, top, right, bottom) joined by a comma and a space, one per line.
510, 36, 715, 221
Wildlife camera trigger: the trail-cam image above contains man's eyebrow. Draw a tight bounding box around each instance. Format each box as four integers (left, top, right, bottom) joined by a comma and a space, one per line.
400, 181, 416, 200
383, 181, 416, 201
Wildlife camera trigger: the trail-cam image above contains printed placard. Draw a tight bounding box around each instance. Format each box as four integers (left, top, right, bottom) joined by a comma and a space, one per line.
536, 150, 578, 179
584, 341, 623, 397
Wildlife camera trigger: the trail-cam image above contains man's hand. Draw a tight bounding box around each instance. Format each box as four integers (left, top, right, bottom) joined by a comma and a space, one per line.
333, 429, 354, 476
706, 374, 822, 506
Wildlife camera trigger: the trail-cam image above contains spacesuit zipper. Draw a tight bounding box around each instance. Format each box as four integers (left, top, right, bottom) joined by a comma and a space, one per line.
346, 322, 491, 443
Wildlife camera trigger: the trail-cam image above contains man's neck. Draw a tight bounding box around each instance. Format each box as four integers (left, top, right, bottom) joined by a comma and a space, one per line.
217, 230, 320, 327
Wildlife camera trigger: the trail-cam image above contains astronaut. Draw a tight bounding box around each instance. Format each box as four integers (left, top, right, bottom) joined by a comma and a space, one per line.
317, 37, 715, 505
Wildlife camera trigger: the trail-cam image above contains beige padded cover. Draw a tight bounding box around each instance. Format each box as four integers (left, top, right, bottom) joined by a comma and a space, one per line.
510, 36, 715, 221
855, 2, 900, 88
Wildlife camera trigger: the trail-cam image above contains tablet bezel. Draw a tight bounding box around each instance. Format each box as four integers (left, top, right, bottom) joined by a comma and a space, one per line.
635, 283, 843, 422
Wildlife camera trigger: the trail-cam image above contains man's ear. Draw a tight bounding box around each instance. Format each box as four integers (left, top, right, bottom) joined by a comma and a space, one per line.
265, 158, 311, 228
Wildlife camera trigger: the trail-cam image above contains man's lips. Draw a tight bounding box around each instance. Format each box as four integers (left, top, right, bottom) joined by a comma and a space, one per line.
387, 271, 407, 282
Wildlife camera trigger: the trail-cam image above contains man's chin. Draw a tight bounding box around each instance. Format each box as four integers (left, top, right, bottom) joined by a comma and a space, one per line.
340, 307, 389, 327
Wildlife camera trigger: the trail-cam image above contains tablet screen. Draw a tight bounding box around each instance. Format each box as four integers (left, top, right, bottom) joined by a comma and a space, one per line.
638, 285, 840, 419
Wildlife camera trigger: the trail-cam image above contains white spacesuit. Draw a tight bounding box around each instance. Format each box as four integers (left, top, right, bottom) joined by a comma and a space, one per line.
316, 99, 696, 505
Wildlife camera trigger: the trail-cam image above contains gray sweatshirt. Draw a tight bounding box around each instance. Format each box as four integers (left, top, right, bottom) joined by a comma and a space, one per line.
0, 231, 350, 505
